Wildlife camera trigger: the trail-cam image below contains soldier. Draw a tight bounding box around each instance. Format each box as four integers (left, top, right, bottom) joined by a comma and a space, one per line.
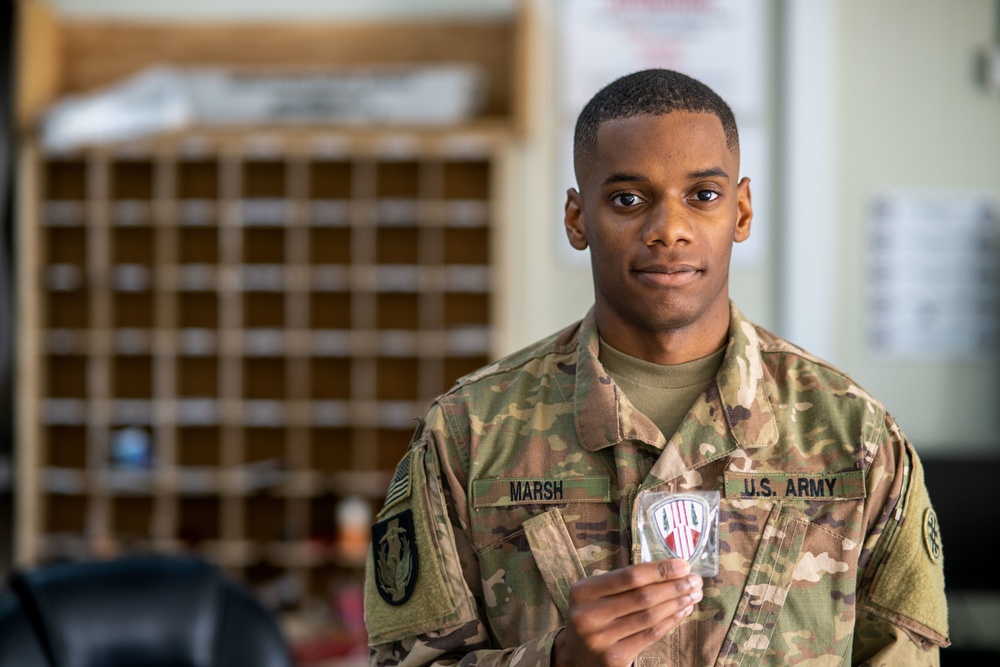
364, 69, 950, 666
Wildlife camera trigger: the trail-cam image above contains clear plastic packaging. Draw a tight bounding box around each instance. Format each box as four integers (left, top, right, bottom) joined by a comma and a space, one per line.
636, 489, 720, 576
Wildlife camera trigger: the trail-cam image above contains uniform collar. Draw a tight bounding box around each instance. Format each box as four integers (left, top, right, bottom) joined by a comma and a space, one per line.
572, 302, 779, 452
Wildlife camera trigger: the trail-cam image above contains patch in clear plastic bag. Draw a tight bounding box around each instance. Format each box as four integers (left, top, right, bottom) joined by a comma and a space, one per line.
636, 490, 719, 576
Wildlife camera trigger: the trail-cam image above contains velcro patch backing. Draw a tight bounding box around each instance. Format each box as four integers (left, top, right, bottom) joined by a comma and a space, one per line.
365, 441, 477, 646
867, 452, 949, 645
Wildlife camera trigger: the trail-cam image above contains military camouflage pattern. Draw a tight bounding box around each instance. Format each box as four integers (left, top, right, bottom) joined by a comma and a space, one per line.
364, 302, 950, 666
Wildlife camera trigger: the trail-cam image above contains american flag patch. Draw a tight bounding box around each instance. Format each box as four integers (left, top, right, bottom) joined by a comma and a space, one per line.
381, 451, 412, 511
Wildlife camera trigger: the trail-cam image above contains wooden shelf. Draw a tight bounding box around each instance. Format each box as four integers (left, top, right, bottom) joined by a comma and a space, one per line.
15, 4, 529, 656
22, 131, 502, 583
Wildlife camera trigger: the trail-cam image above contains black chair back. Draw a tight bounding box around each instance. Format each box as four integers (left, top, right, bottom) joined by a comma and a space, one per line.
0, 554, 293, 667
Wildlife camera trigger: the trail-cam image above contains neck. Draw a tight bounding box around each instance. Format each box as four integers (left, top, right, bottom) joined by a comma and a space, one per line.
595, 306, 731, 365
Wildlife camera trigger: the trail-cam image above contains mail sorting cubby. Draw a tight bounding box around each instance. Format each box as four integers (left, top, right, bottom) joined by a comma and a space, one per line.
26, 130, 501, 613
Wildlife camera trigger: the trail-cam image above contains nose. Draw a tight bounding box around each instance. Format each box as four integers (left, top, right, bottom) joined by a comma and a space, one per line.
640, 200, 692, 247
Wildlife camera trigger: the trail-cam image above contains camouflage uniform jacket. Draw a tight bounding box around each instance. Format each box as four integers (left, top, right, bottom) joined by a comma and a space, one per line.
364, 302, 950, 666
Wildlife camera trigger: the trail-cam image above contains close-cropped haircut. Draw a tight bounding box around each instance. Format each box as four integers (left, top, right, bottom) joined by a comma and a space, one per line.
573, 69, 740, 174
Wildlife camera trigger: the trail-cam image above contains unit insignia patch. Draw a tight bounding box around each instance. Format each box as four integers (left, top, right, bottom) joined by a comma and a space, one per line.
650, 494, 711, 562
372, 509, 419, 605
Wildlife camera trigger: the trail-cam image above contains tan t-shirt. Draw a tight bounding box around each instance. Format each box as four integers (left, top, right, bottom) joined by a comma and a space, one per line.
598, 339, 725, 441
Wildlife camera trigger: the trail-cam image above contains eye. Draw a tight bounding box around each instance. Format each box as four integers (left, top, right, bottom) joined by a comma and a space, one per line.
612, 192, 644, 207
694, 189, 720, 202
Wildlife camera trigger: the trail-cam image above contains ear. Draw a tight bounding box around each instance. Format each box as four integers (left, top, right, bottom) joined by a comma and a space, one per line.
564, 188, 589, 250
734, 177, 753, 243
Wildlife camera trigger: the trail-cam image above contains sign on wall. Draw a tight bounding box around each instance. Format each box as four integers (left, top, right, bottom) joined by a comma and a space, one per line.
867, 190, 1000, 359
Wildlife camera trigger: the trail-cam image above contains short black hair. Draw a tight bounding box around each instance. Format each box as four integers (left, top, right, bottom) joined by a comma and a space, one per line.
573, 69, 739, 174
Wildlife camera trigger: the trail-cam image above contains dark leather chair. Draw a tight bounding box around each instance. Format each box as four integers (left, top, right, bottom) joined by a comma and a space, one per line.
0, 554, 293, 667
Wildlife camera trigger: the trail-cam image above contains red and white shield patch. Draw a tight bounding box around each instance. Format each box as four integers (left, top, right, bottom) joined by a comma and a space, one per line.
650, 494, 710, 561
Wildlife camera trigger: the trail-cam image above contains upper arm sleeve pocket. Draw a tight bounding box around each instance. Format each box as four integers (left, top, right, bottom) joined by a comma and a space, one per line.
364, 440, 479, 646
865, 450, 949, 647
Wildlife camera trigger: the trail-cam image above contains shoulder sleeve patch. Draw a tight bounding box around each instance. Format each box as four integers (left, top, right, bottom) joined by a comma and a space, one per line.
866, 450, 949, 646
371, 509, 419, 605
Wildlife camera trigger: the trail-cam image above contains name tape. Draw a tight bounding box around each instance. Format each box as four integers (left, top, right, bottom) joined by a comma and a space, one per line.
724, 471, 866, 500
472, 476, 611, 508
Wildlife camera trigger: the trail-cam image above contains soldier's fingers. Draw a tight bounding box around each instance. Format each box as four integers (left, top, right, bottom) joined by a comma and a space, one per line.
568, 574, 702, 641
571, 560, 691, 602
593, 579, 703, 642
585, 592, 702, 663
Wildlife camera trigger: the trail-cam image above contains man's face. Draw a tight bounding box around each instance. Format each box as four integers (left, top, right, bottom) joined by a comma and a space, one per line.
564, 112, 752, 358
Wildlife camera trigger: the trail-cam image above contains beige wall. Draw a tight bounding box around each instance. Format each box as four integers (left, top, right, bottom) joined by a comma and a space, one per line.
833, 0, 1000, 453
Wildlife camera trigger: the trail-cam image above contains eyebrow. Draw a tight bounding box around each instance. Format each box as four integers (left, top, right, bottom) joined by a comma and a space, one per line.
601, 167, 731, 187
688, 167, 730, 180
601, 172, 645, 186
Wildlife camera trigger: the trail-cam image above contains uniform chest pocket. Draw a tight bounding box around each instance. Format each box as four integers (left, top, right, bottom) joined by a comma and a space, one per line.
477, 507, 586, 647
713, 500, 859, 666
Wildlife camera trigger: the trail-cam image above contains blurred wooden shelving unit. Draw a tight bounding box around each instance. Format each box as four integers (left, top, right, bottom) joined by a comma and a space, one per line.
13, 0, 531, 658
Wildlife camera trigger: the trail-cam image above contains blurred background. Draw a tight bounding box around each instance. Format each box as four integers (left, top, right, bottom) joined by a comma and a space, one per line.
1, 0, 998, 665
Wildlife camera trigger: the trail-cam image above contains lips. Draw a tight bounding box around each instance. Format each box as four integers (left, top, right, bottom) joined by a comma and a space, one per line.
633, 262, 702, 287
